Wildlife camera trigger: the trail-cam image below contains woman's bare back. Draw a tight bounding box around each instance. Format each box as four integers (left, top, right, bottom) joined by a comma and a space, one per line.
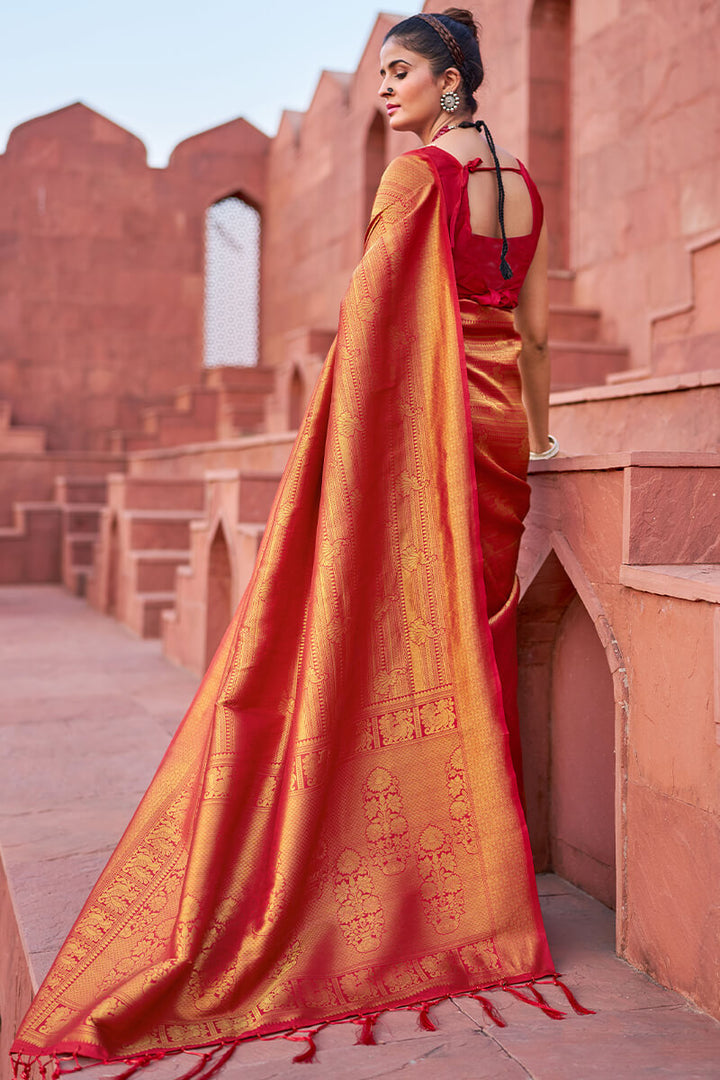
432, 126, 534, 239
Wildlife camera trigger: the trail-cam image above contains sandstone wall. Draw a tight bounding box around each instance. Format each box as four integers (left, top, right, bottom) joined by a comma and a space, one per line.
0, 104, 268, 450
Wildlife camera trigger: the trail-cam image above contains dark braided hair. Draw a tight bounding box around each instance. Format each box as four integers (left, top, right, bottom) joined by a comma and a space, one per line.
459, 120, 513, 280
383, 8, 484, 115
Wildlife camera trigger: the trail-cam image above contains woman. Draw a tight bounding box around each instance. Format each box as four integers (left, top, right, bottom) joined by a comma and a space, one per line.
12, 10, 580, 1079
377, 9, 555, 797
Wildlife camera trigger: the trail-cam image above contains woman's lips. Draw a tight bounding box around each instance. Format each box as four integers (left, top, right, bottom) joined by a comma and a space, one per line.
386, 104, 400, 115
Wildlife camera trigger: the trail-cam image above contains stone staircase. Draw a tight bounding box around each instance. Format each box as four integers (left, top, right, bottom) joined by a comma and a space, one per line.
162, 469, 283, 674
0, 501, 61, 583
87, 475, 207, 638
55, 476, 108, 597
0, 399, 55, 583
548, 271, 630, 390
109, 366, 276, 452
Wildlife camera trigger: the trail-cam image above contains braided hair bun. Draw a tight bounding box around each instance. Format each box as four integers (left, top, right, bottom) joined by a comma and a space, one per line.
442, 8, 480, 42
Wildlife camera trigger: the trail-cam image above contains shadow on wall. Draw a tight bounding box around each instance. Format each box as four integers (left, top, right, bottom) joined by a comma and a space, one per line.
518, 549, 617, 910
529, 0, 571, 270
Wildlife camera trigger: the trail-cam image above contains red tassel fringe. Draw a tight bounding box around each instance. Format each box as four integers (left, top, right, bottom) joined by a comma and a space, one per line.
502, 983, 566, 1020
11, 976, 594, 1075
413, 1002, 437, 1031
355, 1014, 379, 1045
543, 975, 596, 1016
469, 992, 507, 1027
113, 1052, 167, 1079
286, 1031, 318, 1064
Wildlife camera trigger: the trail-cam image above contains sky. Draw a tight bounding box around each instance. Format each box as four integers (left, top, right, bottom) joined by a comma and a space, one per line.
1, 1, 413, 167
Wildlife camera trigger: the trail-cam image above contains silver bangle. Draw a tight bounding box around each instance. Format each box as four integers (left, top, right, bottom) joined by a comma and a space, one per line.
529, 434, 559, 461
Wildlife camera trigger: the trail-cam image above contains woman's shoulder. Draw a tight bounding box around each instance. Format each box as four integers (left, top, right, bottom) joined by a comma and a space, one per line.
379, 146, 466, 197
373, 149, 447, 208
381, 147, 442, 183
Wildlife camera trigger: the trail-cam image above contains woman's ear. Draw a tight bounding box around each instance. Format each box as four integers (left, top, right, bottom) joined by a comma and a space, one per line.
440, 67, 463, 94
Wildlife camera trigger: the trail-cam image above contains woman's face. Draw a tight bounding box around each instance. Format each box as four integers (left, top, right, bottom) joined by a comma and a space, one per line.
378, 40, 448, 136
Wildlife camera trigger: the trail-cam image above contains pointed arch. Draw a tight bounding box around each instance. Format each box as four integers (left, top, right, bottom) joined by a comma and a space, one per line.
288, 366, 305, 431
205, 519, 233, 669
517, 536, 625, 916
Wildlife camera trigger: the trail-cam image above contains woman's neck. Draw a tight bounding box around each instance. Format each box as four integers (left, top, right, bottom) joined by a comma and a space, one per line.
422, 113, 474, 145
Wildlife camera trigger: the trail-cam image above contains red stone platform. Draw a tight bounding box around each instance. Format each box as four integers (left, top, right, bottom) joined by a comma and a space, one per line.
1, 586, 719, 1079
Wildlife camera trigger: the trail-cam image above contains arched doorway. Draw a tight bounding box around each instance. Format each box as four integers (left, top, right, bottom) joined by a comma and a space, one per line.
529, 0, 571, 268
517, 550, 616, 908
364, 111, 387, 229
204, 196, 261, 367
288, 367, 305, 431
205, 524, 233, 669
107, 514, 120, 617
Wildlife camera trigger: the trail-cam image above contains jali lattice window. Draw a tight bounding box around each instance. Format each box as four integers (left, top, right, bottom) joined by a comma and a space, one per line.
204, 197, 260, 367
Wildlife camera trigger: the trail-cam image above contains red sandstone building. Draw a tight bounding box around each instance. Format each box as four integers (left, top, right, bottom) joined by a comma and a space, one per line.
1, 0, 718, 1027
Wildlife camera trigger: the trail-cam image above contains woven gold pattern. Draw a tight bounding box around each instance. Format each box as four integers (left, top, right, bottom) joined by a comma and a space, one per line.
13, 151, 552, 1069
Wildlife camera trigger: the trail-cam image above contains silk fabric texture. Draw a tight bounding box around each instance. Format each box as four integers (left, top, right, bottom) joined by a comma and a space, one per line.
13, 150, 554, 1069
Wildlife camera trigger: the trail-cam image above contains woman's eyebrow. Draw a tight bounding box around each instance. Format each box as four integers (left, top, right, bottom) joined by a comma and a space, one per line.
379, 59, 412, 76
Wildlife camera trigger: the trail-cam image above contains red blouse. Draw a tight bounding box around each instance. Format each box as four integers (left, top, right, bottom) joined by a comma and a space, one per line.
416, 144, 544, 310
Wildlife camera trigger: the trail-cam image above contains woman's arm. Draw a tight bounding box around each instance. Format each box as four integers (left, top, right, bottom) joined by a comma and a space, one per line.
513, 220, 551, 456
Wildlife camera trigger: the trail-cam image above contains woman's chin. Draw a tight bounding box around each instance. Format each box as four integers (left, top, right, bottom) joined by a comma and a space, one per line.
387, 112, 416, 134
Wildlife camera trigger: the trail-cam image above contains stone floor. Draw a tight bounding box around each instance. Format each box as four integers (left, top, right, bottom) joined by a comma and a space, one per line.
2, 586, 720, 1080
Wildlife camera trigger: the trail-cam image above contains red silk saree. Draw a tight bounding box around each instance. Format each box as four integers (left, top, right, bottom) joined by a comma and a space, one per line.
12, 151, 563, 1077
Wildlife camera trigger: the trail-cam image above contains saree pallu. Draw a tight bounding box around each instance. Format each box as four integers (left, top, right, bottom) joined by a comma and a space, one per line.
12, 152, 555, 1076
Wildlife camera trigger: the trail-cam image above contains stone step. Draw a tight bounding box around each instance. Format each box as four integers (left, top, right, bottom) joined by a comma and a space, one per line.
549, 374, 720, 456
109, 430, 157, 453
61, 506, 102, 533
134, 591, 177, 638
172, 386, 221, 422
109, 477, 205, 512
202, 366, 275, 393
549, 341, 630, 391
218, 403, 268, 438
549, 305, 602, 343
126, 510, 204, 551
156, 425, 218, 448
548, 269, 574, 305
142, 410, 217, 441
620, 563, 720, 603
63, 532, 95, 567
129, 549, 191, 592
53, 477, 108, 504
0, 503, 61, 583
